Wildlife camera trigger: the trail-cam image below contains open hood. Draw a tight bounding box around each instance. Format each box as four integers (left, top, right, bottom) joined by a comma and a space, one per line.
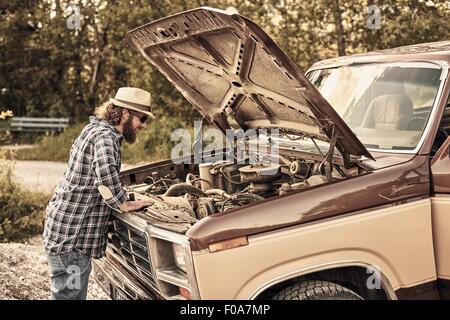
125, 7, 373, 161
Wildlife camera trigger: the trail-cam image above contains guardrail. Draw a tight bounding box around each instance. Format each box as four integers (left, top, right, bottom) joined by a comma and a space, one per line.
0, 117, 69, 133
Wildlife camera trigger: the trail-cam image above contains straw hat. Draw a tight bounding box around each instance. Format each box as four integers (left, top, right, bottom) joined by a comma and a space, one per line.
110, 87, 155, 119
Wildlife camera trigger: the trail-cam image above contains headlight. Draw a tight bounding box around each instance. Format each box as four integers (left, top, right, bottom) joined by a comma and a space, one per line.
148, 230, 199, 299
173, 243, 187, 273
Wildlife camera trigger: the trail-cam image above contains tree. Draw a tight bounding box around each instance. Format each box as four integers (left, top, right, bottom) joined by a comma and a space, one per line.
1, 0, 449, 124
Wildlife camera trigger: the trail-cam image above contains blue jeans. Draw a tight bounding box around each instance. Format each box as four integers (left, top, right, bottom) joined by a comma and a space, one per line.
46, 250, 92, 300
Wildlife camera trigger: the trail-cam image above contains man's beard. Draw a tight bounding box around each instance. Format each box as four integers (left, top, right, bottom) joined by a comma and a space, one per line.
122, 115, 137, 144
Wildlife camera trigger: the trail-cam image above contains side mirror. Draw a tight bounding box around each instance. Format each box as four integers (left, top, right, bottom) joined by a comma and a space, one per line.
431, 135, 450, 193
432, 135, 450, 164
441, 136, 450, 158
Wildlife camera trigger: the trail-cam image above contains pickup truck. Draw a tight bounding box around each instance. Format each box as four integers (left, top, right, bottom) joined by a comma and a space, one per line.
92, 7, 450, 300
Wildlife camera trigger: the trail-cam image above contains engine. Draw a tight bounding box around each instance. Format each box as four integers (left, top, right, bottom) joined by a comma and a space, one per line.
124, 156, 362, 222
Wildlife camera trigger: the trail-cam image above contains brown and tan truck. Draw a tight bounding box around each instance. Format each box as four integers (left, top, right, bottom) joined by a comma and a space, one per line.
92, 7, 450, 300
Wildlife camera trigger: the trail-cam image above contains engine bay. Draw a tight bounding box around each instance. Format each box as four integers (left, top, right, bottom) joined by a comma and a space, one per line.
121, 153, 366, 232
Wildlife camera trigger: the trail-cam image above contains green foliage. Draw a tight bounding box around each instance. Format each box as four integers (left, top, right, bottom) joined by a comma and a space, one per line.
0, 157, 50, 243
0, 105, 49, 243
0, 110, 12, 144
0, 0, 201, 122
122, 115, 190, 164
0, 132, 12, 146
1, 0, 449, 124
1, 0, 450, 164
15, 123, 86, 162
14, 116, 190, 164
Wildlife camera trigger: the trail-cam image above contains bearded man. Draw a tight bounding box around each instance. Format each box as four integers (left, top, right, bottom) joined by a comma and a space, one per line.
43, 87, 154, 300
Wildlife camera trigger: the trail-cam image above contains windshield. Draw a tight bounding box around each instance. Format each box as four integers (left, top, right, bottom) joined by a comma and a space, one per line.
308, 62, 443, 151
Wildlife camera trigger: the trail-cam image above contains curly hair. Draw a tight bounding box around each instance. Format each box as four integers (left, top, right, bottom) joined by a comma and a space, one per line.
94, 101, 123, 125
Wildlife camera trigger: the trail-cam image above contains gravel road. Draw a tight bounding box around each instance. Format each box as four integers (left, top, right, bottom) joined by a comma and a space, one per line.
8, 160, 136, 194
8, 160, 68, 193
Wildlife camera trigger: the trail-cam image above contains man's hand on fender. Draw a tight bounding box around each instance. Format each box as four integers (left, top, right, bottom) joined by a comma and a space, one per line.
119, 200, 154, 213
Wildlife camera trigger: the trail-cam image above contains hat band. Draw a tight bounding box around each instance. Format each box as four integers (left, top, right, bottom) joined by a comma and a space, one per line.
115, 99, 151, 113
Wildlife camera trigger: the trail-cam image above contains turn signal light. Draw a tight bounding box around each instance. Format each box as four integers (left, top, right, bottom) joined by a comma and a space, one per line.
179, 287, 192, 300
208, 236, 249, 253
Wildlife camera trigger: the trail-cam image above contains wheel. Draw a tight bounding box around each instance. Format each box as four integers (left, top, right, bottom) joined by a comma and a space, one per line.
271, 280, 363, 300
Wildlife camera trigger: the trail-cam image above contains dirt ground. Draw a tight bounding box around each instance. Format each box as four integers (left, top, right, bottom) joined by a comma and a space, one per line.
0, 236, 109, 300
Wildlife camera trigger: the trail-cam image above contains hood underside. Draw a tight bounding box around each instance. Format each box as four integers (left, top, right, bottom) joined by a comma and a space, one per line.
125, 7, 373, 161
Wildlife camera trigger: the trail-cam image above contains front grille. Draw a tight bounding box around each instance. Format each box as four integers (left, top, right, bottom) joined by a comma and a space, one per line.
107, 216, 158, 291
93, 258, 156, 300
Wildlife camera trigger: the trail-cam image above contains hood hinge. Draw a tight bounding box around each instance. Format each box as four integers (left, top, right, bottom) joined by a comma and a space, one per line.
325, 125, 338, 182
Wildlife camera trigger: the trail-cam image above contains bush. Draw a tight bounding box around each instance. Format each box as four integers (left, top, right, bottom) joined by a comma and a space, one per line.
15, 124, 86, 162
0, 111, 13, 145
0, 158, 50, 243
121, 115, 190, 164
0, 132, 12, 146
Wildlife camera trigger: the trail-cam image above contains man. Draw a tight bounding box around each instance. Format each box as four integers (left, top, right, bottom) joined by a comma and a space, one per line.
43, 87, 154, 300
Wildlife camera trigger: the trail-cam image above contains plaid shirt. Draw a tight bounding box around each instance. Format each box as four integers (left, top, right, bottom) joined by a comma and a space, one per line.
43, 116, 127, 259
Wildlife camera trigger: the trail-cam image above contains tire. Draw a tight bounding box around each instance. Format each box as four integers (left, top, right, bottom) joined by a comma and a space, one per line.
272, 280, 363, 300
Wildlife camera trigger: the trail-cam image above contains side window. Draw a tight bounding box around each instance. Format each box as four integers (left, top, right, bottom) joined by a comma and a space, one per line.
431, 94, 450, 157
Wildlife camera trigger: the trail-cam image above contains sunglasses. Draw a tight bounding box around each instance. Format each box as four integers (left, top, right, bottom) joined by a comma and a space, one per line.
128, 110, 149, 124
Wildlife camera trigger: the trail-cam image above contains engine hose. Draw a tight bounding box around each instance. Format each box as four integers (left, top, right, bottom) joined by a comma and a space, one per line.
205, 189, 232, 199
219, 165, 246, 185
221, 193, 265, 212
186, 173, 200, 186
220, 198, 233, 212
163, 183, 207, 197
143, 178, 174, 193
186, 173, 213, 188
147, 178, 173, 188
234, 193, 265, 201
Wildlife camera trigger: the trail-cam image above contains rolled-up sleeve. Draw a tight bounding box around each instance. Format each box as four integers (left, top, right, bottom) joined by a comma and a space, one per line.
93, 133, 126, 209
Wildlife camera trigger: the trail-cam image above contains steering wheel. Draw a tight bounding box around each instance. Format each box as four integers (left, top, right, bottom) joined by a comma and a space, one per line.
407, 116, 427, 131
